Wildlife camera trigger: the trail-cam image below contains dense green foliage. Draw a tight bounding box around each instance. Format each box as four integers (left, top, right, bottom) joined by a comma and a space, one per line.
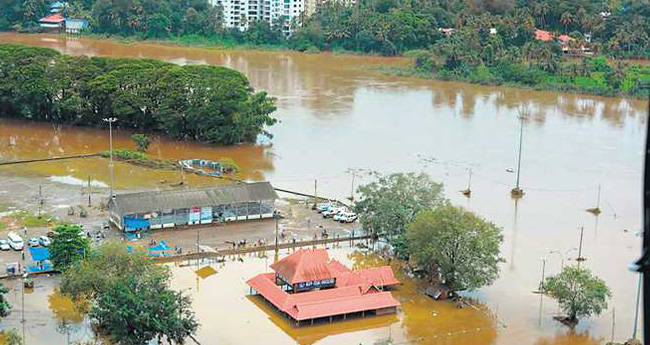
61, 242, 198, 344
407, 204, 503, 291
131, 134, 152, 152
3, 0, 650, 97
4, 329, 23, 345
353, 172, 444, 244
49, 224, 91, 271
541, 266, 611, 324
0, 44, 277, 143
5, 0, 650, 58
0, 283, 10, 318
60, 242, 166, 300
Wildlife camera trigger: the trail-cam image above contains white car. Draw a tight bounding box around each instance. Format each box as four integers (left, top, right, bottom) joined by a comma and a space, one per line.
316, 203, 334, 213
0, 240, 10, 251
333, 211, 350, 221
7, 232, 24, 251
341, 213, 358, 223
28, 238, 40, 247
39, 236, 51, 247
323, 207, 345, 218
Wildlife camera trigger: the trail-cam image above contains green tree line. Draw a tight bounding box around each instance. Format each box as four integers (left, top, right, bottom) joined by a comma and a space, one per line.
0, 44, 277, 144
4, 0, 650, 59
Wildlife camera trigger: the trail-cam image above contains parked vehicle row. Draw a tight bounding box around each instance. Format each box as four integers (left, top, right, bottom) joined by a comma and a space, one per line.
315, 203, 357, 223
0, 232, 51, 251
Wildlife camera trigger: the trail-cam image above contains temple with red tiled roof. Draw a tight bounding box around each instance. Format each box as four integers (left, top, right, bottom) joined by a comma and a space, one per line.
247, 249, 400, 325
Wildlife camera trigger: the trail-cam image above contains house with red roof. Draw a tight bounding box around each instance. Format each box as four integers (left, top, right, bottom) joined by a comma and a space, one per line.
534, 29, 581, 54
247, 248, 400, 326
39, 13, 65, 32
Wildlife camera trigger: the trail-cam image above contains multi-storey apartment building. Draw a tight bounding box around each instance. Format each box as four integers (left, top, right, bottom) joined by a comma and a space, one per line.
212, 0, 304, 35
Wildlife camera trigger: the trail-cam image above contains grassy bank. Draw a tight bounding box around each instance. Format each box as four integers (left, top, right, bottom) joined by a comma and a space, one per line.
368, 63, 650, 100
100, 150, 178, 170
101, 150, 241, 173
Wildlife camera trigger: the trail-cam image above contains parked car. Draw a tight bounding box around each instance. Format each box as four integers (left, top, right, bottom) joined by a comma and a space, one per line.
0, 240, 10, 251
316, 203, 334, 213
341, 213, 358, 223
7, 232, 24, 251
28, 238, 40, 247
39, 236, 51, 247
323, 207, 345, 218
333, 211, 350, 221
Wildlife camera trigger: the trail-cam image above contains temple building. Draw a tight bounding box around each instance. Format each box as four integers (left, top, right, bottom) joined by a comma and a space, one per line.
247, 249, 400, 326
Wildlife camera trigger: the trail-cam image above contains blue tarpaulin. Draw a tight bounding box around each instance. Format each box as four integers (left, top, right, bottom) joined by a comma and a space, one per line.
29, 247, 50, 262
28, 262, 52, 273
124, 217, 151, 232
148, 241, 170, 251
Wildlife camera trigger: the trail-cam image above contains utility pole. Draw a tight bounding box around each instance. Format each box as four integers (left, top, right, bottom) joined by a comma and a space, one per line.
274, 213, 279, 252
511, 111, 525, 198
632, 274, 641, 340
538, 257, 547, 292
350, 170, 356, 202
313, 179, 317, 209
87, 175, 91, 207
577, 226, 586, 264
38, 184, 43, 218
462, 168, 472, 197
102, 117, 117, 197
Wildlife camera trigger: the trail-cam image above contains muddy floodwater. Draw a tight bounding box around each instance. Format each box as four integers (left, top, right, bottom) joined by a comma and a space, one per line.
0, 33, 647, 344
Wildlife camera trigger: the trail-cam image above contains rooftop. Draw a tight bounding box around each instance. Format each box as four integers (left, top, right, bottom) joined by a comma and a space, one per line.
39, 13, 64, 23
109, 182, 278, 215
248, 249, 401, 321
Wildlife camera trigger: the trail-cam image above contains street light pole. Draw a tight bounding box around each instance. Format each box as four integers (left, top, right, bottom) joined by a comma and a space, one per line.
632, 273, 641, 340
102, 117, 117, 197
538, 257, 547, 292
274, 212, 279, 252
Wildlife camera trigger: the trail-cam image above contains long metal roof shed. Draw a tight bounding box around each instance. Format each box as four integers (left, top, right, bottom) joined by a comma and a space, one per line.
109, 182, 278, 215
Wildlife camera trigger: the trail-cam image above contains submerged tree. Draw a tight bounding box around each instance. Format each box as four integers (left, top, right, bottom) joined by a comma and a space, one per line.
61, 242, 198, 344
407, 204, 504, 291
541, 266, 611, 325
92, 272, 198, 345
131, 134, 152, 153
354, 172, 444, 255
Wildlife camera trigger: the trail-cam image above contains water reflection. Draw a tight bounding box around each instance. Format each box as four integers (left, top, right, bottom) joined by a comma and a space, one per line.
0, 33, 646, 127
534, 330, 604, 345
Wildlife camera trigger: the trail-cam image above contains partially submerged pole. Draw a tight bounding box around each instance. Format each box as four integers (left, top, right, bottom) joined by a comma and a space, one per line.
511, 111, 525, 198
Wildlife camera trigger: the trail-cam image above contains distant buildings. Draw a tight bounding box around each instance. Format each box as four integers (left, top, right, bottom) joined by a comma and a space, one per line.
534, 29, 591, 55
211, 0, 305, 35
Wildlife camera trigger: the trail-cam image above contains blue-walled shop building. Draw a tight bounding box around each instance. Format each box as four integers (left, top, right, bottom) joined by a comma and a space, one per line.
107, 182, 278, 232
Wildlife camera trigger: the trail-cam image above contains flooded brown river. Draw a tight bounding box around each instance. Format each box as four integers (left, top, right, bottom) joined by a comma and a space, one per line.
0, 33, 647, 344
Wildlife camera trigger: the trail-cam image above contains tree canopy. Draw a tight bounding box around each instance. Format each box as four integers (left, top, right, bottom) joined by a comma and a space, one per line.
49, 224, 91, 271
407, 204, 503, 291
353, 172, 444, 240
0, 44, 277, 144
541, 266, 612, 324
60, 242, 198, 344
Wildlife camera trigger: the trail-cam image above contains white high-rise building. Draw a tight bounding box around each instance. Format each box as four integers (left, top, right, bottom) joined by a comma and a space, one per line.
212, 0, 304, 35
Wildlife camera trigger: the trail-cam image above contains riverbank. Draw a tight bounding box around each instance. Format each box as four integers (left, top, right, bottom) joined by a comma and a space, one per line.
57, 33, 650, 100
367, 64, 650, 100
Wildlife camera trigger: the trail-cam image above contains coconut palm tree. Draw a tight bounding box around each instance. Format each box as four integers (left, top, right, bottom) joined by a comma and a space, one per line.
560, 11, 574, 33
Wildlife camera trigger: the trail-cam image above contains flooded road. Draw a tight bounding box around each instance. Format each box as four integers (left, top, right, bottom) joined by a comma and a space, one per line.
0, 33, 647, 344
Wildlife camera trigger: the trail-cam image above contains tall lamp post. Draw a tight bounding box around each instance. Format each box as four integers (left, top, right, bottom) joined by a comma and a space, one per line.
102, 117, 117, 197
